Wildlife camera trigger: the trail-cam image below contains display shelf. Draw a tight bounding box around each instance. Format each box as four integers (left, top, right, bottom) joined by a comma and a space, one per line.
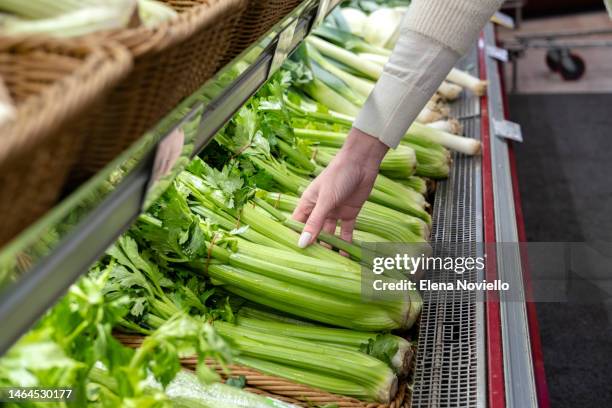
480, 23, 539, 408
0, 0, 342, 355
411, 24, 540, 407
411, 44, 486, 408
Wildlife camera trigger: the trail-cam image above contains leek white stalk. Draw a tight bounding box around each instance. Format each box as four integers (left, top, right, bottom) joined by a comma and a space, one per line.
431, 100, 450, 117
307, 45, 375, 98
0, 0, 87, 18
138, 0, 177, 27
447, 68, 488, 96
306, 36, 383, 80
303, 102, 480, 156
340, 7, 367, 36
437, 81, 463, 100
0, 6, 133, 37
408, 122, 480, 155
417, 105, 444, 124
314, 25, 392, 57
362, 8, 403, 49
357, 52, 388, 66
305, 77, 360, 116
311, 61, 366, 107
347, 51, 486, 98
427, 119, 463, 135
416, 101, 449, 124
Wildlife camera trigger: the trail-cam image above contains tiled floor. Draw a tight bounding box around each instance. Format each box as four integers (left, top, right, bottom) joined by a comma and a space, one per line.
497, 11, 612, 93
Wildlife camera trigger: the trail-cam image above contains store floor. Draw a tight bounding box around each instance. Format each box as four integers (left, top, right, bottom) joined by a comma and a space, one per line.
498, 11, 612, 94
510, 93, 612, 407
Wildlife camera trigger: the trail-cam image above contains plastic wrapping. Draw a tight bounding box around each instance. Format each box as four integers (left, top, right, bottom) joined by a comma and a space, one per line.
166, 370, 299, 408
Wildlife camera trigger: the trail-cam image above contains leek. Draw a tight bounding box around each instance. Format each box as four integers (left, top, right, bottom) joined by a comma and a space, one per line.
311, 60, 366, 107
427, 119, 463, 135
362, 8, 403, 49
408, 121, 480, 156
138, 0, 177, 27
447, 67, 488, 96
306, 36, 383, 80
437, 81, 463, 101
0, 6, 133, 37
307, 43, 375, 98
303, 77, 360, 116
286, 91, 480, 155
314, 25, 392, 57
338, 7, 367, 36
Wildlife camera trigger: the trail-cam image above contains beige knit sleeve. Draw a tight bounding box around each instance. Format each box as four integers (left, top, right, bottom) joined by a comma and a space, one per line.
353, 0, 504, 148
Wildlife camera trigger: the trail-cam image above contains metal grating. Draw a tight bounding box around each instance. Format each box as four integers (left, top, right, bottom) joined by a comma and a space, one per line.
411, 46, 485, 408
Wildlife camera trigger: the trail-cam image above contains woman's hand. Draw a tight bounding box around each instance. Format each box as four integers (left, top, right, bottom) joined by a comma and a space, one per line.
292, 128, 388, 248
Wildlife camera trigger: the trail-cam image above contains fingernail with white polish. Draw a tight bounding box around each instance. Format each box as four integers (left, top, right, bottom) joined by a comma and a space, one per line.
298, 231, 312, 248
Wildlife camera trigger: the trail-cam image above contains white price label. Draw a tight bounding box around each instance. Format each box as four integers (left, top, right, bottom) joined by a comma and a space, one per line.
269, 18, 298, 77
493, 119, 523, 142
150, 128, 185, 184
491, 11, 515, 29
313, 0, 332, 29
486, 45, 509, 62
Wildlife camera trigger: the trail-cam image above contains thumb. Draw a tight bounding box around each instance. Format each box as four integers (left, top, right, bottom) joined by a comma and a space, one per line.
297, 199, 333, 248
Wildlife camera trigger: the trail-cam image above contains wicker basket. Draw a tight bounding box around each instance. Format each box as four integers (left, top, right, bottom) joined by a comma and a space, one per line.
222, 0, 306, 65
70, 0, 247, 185
196, 359, 411, 408
0, 38, 131, 246
116, 332, 413, 408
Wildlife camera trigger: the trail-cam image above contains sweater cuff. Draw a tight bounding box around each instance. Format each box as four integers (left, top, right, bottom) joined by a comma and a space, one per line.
353, 73, 429, 148
353, 31, 458, 148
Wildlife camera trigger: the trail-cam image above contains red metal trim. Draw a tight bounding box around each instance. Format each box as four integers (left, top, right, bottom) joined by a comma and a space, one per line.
478, 34, 506, 408
500, 71, 551, 408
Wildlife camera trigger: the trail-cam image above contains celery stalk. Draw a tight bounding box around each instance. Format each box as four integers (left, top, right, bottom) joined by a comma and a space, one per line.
314, 144, 417, 179
234, 316, 413, 374
206, 264, 407, 330
214, 322, 398, 403
221, 284, 403, 332
234, 356, 377, 401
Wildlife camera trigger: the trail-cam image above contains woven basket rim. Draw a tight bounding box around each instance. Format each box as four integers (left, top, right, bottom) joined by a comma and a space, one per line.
95, 0, 247, 57
0, 37, 132, 164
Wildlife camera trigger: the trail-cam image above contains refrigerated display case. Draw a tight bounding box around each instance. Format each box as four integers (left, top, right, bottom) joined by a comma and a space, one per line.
0, 1, 549, 406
